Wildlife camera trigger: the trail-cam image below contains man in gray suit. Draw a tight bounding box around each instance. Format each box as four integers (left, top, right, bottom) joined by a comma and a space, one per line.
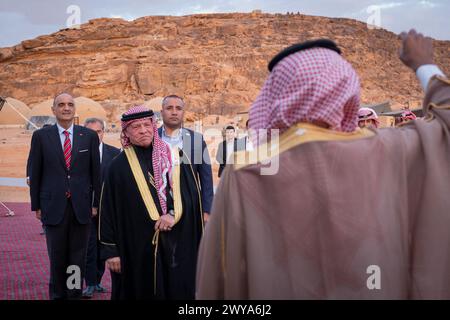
82, 118, 120, 298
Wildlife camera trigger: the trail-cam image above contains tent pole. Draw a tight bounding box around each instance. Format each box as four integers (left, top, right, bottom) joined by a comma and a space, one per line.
3, 100, 39, 129
0, 201, 15, 216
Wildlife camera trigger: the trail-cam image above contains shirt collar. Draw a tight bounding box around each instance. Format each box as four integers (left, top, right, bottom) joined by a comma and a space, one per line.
56, 122, 74, 136
162, 126, 183, 139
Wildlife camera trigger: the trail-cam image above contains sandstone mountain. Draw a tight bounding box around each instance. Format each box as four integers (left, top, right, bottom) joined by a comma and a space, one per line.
1, 12, 449, 123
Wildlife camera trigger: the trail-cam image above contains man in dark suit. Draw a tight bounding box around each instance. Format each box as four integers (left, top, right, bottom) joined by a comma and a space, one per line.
216, 125, 246, 178
27, 124, 52, 234
29, 93, 101, 300
82, 117, 120, 298
158, 95, 214, 222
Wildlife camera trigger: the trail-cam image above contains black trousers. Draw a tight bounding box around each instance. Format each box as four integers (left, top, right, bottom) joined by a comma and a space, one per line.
45, 200, 90, 300
85, 218, 106, 286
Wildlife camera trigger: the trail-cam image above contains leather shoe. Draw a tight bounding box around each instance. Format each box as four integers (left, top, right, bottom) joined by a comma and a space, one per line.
82, 286, 95, 299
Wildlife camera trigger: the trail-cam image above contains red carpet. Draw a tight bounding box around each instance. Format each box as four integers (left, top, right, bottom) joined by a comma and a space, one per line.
0, 202, 111, 300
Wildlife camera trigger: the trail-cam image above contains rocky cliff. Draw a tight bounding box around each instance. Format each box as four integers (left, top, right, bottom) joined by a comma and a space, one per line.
1, 12, 449, 121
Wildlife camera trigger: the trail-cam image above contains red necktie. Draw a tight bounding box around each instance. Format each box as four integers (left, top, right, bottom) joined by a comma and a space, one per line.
63, 130, 71, 171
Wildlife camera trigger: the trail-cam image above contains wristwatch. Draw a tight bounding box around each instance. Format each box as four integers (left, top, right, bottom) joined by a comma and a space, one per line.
168, 210, 175, 217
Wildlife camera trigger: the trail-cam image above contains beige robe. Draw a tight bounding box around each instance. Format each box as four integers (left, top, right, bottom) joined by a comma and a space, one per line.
196, 76, 450, 299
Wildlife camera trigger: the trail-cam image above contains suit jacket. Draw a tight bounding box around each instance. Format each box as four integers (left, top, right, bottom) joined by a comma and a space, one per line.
158, 127, 214, 213
101, 143, 121, 182
26, 153, 31, 178
216, 138, 246, 178
29, 124, 101, 225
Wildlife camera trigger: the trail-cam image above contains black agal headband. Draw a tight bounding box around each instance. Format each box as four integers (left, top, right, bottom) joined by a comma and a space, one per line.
121, 110, 154, 122
268, 39, 341, 72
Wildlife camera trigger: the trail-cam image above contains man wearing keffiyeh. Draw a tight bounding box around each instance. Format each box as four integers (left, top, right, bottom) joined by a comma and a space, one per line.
99, 106, 203, 300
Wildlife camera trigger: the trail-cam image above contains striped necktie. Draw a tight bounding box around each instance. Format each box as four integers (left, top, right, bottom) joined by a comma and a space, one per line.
63, 130, 71, 170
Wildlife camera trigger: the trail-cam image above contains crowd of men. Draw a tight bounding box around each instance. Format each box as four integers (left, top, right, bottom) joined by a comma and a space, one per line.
27, 29, 450, 300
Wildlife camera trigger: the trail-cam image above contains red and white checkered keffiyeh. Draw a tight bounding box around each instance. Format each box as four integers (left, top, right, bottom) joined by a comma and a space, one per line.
358, 107, 380, 127
249, 47, 361, 145
400, 110, 417, 121
121, 105, 173, 215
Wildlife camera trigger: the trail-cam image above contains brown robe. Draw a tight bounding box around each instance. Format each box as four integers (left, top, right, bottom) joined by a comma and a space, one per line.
196, 76, 450, 299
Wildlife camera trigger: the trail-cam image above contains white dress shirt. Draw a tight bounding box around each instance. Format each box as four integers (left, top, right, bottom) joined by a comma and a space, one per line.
56, 122, 74, 151
226, 140, 234, 163
99, 142, 103, 163
161, 126, 184, 150
245, 136, 254, 152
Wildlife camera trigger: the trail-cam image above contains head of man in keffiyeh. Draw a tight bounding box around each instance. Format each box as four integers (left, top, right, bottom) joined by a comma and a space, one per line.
121, 106, 173, 215
249, 39, 361, 145
357, 107, 380, 129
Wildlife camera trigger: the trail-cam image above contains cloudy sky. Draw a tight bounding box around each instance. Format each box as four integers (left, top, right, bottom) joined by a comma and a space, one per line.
1, 0, 448, 48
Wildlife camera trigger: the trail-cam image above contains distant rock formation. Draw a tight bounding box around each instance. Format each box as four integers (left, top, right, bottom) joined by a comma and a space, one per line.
1, 13, 449, 123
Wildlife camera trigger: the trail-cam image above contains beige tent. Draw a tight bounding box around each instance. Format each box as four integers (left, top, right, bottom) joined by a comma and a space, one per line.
73, 97, 106, 124
28, 99, 56, 128
0, 97, 31, 125
29, 99, 54, 117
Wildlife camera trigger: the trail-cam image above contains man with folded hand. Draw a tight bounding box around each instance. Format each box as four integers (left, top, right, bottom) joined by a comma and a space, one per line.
99, 106, 203, 299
